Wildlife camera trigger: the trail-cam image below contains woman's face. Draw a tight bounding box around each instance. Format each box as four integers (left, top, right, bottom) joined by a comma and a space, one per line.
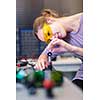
36, 22, 67, 43
49, 22, 67, 39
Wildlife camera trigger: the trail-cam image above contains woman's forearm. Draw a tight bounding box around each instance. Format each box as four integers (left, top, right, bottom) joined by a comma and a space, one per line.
64, 42, 83, 56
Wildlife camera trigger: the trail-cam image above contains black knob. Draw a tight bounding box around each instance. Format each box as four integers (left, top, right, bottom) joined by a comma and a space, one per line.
47, 52, 52, 56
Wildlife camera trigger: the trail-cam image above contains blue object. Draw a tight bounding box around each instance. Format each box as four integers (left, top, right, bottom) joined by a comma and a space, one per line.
28, 87, 36, 95
16, 70, 26, 80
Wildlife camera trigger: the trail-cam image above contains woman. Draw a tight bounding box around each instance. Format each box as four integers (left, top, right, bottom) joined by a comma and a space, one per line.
33, 12, 83, 90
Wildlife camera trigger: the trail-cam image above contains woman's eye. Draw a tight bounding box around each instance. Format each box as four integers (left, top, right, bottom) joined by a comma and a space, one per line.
48, 32, 50, 36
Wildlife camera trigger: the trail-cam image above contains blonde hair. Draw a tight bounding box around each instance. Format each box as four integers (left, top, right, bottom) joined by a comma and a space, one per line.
33, 9, 59, 37
41, 9, 59, 18
33, 16, 46, 33
34, 9, 59, 32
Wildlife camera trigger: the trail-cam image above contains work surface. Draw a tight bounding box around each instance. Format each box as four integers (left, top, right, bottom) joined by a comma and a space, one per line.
16, 57, 83, 100
52, 57, 82, 72
16, 77, 82, 100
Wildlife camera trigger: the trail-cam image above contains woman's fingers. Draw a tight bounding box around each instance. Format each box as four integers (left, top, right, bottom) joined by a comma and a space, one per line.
34, 60, 48, 70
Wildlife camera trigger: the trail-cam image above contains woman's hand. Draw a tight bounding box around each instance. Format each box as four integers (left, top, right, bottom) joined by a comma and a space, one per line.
51, 38, 68, 48
34, 54, 48, 70
50, 38, 83, 56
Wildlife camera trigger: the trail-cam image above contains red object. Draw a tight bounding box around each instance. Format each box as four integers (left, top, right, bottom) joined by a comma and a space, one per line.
43, 80, 54, 89
17, 64, 20, 67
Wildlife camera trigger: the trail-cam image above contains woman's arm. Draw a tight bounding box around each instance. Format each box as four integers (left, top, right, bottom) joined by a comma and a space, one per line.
64, 42, 83, 56
51, 38, 83, 56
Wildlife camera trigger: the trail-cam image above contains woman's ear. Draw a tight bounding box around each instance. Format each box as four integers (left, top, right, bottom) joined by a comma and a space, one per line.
45, 17, 56, 24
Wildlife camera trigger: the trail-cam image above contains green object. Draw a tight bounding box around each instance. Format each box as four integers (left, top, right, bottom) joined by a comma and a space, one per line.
34, 71, 44, 81
51, 71, 63, 86
16, 67, 20, 73
34, 71, 44, 87
25, 70, 44, 87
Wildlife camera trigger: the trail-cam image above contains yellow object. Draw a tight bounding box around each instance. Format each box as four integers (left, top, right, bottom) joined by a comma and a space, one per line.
43, 23, 53, 44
